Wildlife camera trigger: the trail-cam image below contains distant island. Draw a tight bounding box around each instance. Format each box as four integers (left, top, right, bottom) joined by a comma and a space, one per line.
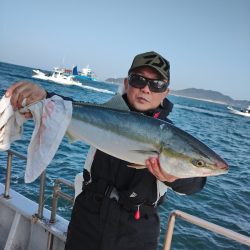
105, 78, 250, 107
171, 88, 250, 107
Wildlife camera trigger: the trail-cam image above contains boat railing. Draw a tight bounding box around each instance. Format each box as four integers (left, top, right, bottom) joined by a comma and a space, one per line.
2, 149, 250, 249
4, 149, 27, 199
163, 210, 250, 249
2, 149, 75, 221
50, 178, 74, 223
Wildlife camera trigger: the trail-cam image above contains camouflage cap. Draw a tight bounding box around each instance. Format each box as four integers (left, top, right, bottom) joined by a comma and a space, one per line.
128, 51, 170, 83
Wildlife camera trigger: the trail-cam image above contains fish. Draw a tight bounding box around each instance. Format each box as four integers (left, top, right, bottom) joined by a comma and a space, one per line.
66, 95, 228, 178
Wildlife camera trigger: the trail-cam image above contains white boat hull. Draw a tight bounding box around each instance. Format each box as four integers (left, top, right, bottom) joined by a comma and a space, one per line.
32, 70, 82, 86
227, 107, 250, 117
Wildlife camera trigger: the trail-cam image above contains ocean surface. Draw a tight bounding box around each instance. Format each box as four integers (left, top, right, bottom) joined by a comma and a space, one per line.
0, 62, 249, 250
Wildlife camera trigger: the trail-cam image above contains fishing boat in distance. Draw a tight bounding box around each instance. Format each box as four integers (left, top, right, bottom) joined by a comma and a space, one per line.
227, 105, 250, 117
32, 67, 82, 86
73, 65, 97, 82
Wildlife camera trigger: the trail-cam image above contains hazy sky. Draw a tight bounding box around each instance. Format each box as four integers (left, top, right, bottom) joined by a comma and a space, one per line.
1, 0, 249, 100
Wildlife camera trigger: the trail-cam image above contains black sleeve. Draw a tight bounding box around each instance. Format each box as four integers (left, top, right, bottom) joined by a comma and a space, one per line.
46, 91, 74, 101
164, 177, 206, 195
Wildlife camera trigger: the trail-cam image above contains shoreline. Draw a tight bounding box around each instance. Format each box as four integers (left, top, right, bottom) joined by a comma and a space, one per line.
169, 94, 228, 105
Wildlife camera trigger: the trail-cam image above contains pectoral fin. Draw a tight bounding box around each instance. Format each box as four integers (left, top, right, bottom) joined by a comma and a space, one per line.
127, 163, 146, 169
130, 149, 159, 157
127, 148, 160, 169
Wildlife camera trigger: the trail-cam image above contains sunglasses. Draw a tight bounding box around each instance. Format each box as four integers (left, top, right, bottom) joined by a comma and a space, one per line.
128, 74, 168, 93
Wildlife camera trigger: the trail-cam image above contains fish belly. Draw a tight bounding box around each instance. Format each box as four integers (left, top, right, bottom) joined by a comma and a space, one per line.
67, 119, 155, 164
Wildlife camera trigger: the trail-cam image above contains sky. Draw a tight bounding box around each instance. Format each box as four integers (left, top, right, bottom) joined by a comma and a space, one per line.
0, 0, 249, 100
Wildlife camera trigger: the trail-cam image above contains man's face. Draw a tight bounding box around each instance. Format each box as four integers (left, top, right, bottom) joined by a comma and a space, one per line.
124, 66, 170, 111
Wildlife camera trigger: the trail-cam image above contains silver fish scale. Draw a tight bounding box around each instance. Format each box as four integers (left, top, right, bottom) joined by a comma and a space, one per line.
72, 104, 166, 146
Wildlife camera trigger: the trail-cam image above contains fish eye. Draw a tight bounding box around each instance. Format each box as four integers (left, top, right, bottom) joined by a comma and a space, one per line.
192, 159, 205, 168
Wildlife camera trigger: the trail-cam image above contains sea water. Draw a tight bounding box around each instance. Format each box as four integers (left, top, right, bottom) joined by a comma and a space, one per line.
0, 62, 249, 250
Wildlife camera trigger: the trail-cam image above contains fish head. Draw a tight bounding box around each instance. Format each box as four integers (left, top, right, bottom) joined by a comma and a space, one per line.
159, 127, 229, 178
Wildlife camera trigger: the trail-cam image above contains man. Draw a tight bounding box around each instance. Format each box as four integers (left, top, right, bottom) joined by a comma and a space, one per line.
6, 51, 206, 250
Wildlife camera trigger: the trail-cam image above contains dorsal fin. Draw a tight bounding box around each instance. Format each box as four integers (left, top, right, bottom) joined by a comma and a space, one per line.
101, 94, 130, 111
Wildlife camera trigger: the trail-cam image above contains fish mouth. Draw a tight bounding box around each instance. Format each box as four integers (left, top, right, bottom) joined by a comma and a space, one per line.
215, 161, 229, 171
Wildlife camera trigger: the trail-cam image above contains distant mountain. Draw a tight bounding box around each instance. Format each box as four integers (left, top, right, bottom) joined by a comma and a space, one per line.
171, 88, 250, 107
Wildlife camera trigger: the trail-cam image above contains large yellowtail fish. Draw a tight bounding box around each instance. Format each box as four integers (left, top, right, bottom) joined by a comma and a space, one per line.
66, 95, 228, 178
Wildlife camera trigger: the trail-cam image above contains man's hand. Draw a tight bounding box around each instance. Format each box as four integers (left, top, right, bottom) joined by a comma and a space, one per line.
6, 81, 46, 118
6, 81, 46, 109
146, 157, 178, 182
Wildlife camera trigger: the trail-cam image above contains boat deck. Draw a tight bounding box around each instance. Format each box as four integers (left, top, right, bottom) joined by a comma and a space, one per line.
0, 183, 67, 250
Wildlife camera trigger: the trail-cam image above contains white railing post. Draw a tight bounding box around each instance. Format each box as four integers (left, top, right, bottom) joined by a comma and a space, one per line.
163, 210, 250, 249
